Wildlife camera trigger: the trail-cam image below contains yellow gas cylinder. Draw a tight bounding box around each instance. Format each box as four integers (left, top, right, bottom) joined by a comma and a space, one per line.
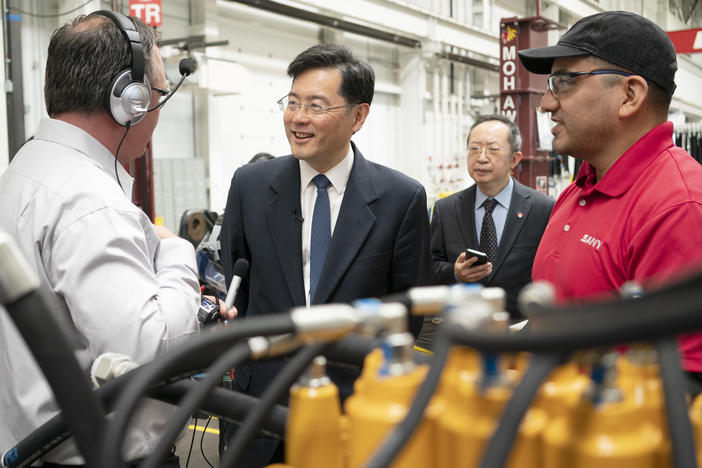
344, 337, 432, 468
285, 356, 344, 468
505, 351, 530, 378
426, 288, 494, 459
543, 397, 663, 468
339, 414, 351, 468
534, 359, 590, 419
617, 346, 666, 429
353, 348, 384, 395
543, 352, 663, 468
690, 393, 702, 468
425, 346, 481, 455
424, 283, 485, 421
432, 345, 481, 402
435, 356, 548, 468
617, 346, 671, 467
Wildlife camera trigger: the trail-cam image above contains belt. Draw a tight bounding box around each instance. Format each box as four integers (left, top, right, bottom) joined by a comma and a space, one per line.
41, 455, 180, 468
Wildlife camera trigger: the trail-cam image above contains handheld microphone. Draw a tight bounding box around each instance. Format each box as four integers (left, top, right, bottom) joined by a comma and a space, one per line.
225, 258, 250, 309
135, 58, 193, 113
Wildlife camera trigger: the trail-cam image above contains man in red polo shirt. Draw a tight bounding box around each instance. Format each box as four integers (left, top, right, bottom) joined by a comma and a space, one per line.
518, 11, 702, 379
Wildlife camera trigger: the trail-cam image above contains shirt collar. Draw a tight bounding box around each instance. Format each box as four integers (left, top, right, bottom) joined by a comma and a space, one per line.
575, 121, 675, 197
475, 176, 514, 210
299, 145, 354, 194
35, 118, 134, 197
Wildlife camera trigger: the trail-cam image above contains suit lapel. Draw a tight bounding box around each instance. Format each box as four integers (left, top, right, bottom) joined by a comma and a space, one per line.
489, 180, 531, 280
313, 144, 378, 304
266, 157, 306, 306
456, 186, 478, 248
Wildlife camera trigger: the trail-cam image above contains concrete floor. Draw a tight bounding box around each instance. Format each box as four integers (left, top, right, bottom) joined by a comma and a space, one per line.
174, 417, 222, 468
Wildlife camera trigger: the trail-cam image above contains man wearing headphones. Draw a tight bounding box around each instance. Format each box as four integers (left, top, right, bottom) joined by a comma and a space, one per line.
0, 11, 223, 467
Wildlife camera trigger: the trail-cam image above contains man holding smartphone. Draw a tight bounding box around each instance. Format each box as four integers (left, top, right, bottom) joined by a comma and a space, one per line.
422, 115, 553, 342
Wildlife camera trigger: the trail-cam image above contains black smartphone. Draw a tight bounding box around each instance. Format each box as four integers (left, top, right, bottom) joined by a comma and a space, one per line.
465, 248, 488, 265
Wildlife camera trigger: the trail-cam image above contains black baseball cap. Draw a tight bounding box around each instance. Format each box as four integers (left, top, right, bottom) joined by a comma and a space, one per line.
518, 11, 677, 94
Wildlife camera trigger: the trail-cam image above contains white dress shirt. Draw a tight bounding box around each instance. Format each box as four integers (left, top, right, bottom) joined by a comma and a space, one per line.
0, 118, 200, 464
299, 147, 354, 305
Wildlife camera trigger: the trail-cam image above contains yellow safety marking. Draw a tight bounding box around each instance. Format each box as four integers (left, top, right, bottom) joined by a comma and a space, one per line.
187, 423, 220, 435
413, 345, 434, 356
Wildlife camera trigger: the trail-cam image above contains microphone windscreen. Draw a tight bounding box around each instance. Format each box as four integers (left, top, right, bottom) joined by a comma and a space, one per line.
232, 258, 249, 278
178, 58, 193, 76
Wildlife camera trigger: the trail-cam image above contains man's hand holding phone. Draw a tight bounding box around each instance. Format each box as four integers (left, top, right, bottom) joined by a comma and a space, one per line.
454, 248, 492, 283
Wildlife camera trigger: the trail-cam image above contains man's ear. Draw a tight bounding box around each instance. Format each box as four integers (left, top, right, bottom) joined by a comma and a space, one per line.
510, 151, 523, 170
351, 103, 370, 133
618, 76, 648, 119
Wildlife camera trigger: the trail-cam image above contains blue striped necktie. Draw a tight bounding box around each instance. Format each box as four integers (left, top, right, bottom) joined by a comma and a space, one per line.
310, 174, 331, 301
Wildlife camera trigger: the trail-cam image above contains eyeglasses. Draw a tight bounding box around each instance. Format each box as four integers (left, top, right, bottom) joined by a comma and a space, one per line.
277, 95, 352, 116
151, 85, 170, 97
546, 70, 634, 97
468, 145, 508, 158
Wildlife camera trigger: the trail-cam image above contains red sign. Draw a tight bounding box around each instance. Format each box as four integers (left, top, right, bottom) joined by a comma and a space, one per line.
666, 28, 702, 54
129, 0, 162, 27
499, 24, 518, 121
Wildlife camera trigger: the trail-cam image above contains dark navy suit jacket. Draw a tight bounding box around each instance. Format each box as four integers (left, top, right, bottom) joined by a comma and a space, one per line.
220, 142, 431, 399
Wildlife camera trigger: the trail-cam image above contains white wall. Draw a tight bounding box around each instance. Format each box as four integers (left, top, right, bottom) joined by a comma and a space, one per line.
152, 92, 195, 159
1, 14, 8, 172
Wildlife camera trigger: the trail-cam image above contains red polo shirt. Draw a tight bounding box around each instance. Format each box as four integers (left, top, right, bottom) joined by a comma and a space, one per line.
532, 122, 702, 371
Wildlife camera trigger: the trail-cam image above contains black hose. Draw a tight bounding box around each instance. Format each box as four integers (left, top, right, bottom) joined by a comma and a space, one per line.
11, 266, 702, 467
3, 290, 107, 468
324, 333, 381, 367
101, 314, 295, 468
3, 421, 71, 468
5, 375, 289, 468
219, 342, 330, 468
13, 328, 382, 468
150, 381, 288, 438
447, 275, 702, 352
324, 333, 431, 368
138, 342, 253, 468
3, 368, 136, 468
656, 337, 699, 468
478, 352, 565, 468
362, 333, 452, 468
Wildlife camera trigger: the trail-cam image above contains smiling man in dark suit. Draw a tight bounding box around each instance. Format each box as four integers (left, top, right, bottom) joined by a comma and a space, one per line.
219, 43, 431, 467
421, 115, 553, 343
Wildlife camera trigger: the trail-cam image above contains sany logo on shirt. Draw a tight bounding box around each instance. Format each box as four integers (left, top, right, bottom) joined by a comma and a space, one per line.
580, 234, 602, 250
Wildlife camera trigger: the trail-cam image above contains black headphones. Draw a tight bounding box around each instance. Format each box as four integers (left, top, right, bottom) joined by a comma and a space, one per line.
93, 10, 151, 127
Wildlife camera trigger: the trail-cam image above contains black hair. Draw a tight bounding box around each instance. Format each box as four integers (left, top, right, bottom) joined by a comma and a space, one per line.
286, 43, 374, 106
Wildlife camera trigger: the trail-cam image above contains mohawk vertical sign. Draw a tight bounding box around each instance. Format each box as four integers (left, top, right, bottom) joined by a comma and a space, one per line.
499, 24, 518, 121
666, 28, 702, 54
129, 0, 162, 27
498, 16, 553, 192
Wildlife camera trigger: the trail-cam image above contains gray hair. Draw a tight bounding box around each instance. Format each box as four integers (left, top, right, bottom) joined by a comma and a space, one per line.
468, 114, 522, 155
